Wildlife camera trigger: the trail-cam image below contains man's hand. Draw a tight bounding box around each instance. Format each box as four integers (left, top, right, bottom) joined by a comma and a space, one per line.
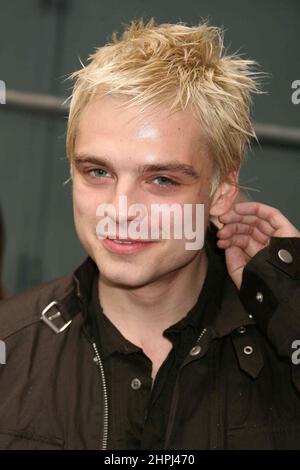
215, 202, 300, 290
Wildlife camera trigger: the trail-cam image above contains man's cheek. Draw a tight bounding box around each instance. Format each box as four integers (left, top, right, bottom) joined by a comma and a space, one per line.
73, 186, 95, 218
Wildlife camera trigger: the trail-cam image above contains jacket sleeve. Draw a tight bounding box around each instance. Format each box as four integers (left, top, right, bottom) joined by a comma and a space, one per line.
238, 237, 300, 364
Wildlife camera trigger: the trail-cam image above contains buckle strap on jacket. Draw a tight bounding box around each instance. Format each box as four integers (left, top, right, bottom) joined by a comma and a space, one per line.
40, 286, 82, 334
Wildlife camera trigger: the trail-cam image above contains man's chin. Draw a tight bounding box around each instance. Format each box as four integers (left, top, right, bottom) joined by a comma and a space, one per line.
98, 268, 157, 289
103, 276, 152, 290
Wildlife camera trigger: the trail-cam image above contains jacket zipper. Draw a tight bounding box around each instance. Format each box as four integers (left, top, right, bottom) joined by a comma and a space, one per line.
92, 341, 109, 450
196, 327, 207, 343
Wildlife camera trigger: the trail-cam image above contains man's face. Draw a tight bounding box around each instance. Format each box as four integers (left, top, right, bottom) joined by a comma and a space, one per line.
72, 95, 215, 288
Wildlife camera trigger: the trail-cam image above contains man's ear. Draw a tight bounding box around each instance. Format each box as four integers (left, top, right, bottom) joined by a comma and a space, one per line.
209, 169, 240, 228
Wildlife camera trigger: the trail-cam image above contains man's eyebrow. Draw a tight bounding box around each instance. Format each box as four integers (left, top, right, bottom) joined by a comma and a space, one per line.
73, 154, 115, 171
73, 154, 201, 179
140, 163, 200, 179
73, 154, 112, 166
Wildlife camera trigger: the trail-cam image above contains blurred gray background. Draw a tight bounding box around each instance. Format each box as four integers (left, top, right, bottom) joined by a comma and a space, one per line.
0, 0, 299, 294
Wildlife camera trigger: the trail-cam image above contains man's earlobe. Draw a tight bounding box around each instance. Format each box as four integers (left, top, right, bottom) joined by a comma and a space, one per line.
209, 175, 240, 220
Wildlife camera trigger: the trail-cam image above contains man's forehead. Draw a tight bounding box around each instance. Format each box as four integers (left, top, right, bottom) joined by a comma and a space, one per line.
78, 95, 204, 135
136, 126, 160, 140
75, 96, 211, 169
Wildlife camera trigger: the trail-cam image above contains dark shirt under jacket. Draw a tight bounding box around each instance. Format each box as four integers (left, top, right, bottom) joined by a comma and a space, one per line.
89, 232, 226, 450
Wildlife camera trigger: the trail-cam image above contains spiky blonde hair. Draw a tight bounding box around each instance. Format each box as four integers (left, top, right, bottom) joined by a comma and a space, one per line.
66, 18, 260, 196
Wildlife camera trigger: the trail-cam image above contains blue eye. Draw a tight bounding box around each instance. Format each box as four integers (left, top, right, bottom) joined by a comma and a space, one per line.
153, 176, 179, 187
89, 168, 109, 178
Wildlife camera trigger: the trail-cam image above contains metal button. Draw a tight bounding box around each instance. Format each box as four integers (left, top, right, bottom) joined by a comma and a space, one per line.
256, 292, 263, 303
248, 314, 253, 319
93, 356, 98, 363
243, 345, 253, 355
237, 326, 246, 334
131, 378, 142, 390
189, 345, 202, 356
278, 249, 293, 264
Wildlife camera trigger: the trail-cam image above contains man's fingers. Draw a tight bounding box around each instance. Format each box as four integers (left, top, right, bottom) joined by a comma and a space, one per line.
233, 202, 292, 231
217, 233, 267, 258
218, 212, 275, 237
217, 222, 270, 245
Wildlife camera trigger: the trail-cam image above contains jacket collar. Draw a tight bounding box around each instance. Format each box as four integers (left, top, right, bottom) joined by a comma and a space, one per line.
212, 274, 256, 337
72, 221, 255, 338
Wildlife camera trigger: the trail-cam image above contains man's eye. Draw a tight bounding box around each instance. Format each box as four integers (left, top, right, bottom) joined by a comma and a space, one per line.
152, 176, 179, 187
88, 168, 110, 178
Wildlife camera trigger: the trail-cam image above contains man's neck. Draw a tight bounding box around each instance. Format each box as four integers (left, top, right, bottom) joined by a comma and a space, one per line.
97, 249, 208, 348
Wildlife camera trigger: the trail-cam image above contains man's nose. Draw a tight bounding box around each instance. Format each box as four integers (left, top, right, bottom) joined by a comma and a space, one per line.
110, 180, 145, 225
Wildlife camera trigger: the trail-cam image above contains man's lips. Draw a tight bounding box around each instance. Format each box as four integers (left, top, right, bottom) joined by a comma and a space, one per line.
102, 236, 156, 254
106, 236, 153, 242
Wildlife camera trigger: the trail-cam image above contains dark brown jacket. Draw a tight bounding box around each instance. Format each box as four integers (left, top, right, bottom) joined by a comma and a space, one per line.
1, 224, 300, 450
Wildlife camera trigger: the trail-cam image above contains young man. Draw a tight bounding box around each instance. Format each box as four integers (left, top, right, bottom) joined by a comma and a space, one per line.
0, 19, 300, 450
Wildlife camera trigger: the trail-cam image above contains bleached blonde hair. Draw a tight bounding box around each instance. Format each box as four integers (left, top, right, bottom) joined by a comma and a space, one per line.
66, 18, 261, 196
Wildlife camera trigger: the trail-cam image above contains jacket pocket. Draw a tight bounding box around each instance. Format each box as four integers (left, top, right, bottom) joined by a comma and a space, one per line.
0, 429, 64, 450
